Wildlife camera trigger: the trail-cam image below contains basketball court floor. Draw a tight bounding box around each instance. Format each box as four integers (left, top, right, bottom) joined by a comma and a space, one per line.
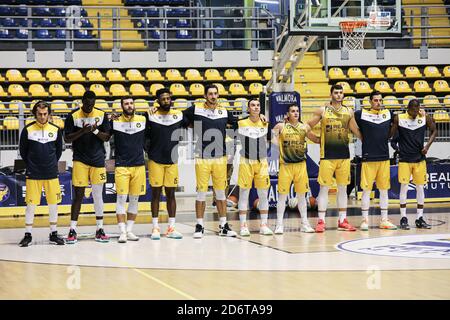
0, 197, 449, 300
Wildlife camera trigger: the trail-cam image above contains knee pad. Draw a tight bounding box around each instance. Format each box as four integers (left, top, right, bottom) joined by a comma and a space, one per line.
238, 188, 250, 211
196, 191, 207, 202
128, 195, 139, 214
116, 194, 127, 215
257, 189, 269, 210
215, 189, 226, 201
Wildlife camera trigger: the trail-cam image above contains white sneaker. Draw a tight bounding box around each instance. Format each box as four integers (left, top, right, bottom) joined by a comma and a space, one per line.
274, 225, 284, 234
219, 223, 237, 237
166, 226, 183, 239
360, 218, 369, 231
193, 224, 204, 239
240, 224, 250, 237
300, 222, 315, 233
259, 224, 274, 235
118, 232, 127, 243
127, 232, 139, 241
151, 227, 161, 240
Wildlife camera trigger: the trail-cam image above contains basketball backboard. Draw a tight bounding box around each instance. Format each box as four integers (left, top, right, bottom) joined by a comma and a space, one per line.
289, 0, 402, 35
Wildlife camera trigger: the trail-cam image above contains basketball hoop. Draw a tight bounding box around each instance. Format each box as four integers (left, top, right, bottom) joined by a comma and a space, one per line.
339, 21, 368, 51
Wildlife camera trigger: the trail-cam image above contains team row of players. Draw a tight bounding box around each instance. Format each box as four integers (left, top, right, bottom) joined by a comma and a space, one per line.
17, 84, 437, 246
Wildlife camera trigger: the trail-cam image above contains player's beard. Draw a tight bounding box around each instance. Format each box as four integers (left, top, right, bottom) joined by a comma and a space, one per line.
160, 104, 171, 111
123, 109, 135, 116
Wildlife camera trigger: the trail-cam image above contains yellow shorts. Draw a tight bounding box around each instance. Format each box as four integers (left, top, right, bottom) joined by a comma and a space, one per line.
115, 166, 146, 196
195, 157, 227, 192
26, 178, 61, 205
278, 161, 309, 194
148, 160, 178, 187
318, 159, 350, 186
398, 161, 427, 185
238, 158, 270, 189
360, 160, 391, 191
72, 161, 106, 187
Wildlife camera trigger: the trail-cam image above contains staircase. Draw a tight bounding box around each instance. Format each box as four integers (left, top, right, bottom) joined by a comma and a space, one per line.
82, 0, 146, 50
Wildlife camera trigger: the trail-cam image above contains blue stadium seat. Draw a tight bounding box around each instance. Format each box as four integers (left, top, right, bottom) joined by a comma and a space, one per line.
80, 8, 88, 17
151, 29, 161, 39
80, 18, 93, 28
129, 8, 145, 17
145, 8, 159, 17
176, 29, 192, 39
0, 6, 13, 16
33, 7, 52, 17
14, 6, 28, 17
36, 29, 52, 39
56, 18, 66, 27
0, 18, 16, 28
40, 18, 56, 28
74, 29, 93, 39
16, 18, 28, 27
0, 29, 13, 39
51, 8, 66, 17
136, 18, 157, 28
16, 29, 28, 39
55, 29, 66, 39
176, 19, 189, 28
173, 8, 189, 17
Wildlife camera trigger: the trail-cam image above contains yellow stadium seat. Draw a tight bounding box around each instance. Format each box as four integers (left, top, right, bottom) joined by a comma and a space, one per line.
126, 69, 145, 81
443, 66, 450, 77
190, 83, 205, 96
169, 83, 189, 96
50, 115, 65, 129
166, 69, 184, 81
130, 83, 148, 96
8, 84, 27, 97
27, 100, 40, 112
433, 110, 450, 123
4, 116, 19, 130
8, 100, 24, 112
433, 80, 450, 92
444, 95, 450, 107
134, 99, 150, 110
66, 69, 85, 82
354, 81, 372, 94
185, 69, 203, 81
29, 84, 48, 97
404, 66, 422, 78
106, 69, 125, 81
361, 96, 371, 108
414, 80, 432, 93
249, 83, 263, 95
244, 69, 262, 81
383, 96, 401, 109
374, 81, 393, 93
49, 84, 69, 97
224, 69, 242, 81
0, 85, 7, 97
402, 95, 417, 107
95, 99, 109, 110
347, 67, 364, 79
26, 69, 46, 82
217, 98, 230, 107
204, 69, 223, 81
71, 99, 82, 109
146, 69, 164, 81
234, 97, 248, 108
213, 83, 228, 95
229, 83, 248, 95
394, 80, 412, 93
69, 84, 86, 97
385, 67, 402, 78
328, 67, 346, 80
51, 100, 69, 114
0, 73, 5, 82
424, 66, 441, 78
46, 69, 66, 82
112, 99, 122, 112
110, 84, 128, 97
336, 81, 353, 94
0, 101, 7, 114
423, 95, 441, 108
366, 67, 384, 79
90, 83, 108, 96
263, 69, 272, 81
86, 69, 106, 82
194, 98, 206, 107
6, 69, 26, 82
173, 98, 189, 108
150, 83, 164, 96
343, 96, 356, 108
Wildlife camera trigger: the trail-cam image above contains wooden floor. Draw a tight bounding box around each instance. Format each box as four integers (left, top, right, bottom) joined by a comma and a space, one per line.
0, 199, 449, 300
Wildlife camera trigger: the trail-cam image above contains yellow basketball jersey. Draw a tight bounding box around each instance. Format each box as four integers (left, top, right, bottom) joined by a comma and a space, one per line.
279, 122, 307, 163
320, 105, 352, 159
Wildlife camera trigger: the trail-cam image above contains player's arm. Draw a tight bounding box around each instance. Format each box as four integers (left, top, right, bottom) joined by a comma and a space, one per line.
63, 114, 91, 143
348, 110, 362, 140
19, 127, 28, 162
270, 123, 283, 145
56, 129, 63, 160
92, 113, 111, 142
422, 114, 437, 155
305, 123, 320, 144
182, 105, 194, 128
306, 106, 323, 129
389, 114, 399, 138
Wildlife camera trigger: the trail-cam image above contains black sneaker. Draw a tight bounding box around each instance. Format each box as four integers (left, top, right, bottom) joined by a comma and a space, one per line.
49, 231, 65, 245
66, 228, 78, 244
193, 224, 204, 239
95, 228, 110, 242
19, 232, 32, 247
415, 217, 431, 229
399, 217, 410, 230
219, 223, 237, 237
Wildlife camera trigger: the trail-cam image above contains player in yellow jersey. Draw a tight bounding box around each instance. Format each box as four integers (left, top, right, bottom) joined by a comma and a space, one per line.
307, 84, 362, 233
272, 104, 319, 234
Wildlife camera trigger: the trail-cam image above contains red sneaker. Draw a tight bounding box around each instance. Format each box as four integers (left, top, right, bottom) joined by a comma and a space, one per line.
315, 219, 326, 233
95, 228, 110, 242
66, 229, 77, 244
338, 218, 356, 231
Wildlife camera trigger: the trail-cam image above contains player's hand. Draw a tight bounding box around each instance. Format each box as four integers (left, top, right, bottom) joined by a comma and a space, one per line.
81, 123, 92, 134
110, 112, 120, 121
259, 114, 267, 123
419, 109, 426, 117
148, 106, 158, 115
421, 146, 429, 155
91, 119, 99, 132
283, 114, 288, 123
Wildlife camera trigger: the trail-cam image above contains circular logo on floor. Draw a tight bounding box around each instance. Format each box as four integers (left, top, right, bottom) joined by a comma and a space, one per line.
336, 233, 450, 259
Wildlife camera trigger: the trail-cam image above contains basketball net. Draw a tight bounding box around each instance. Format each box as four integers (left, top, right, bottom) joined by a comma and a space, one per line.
339, 21, 368, 50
